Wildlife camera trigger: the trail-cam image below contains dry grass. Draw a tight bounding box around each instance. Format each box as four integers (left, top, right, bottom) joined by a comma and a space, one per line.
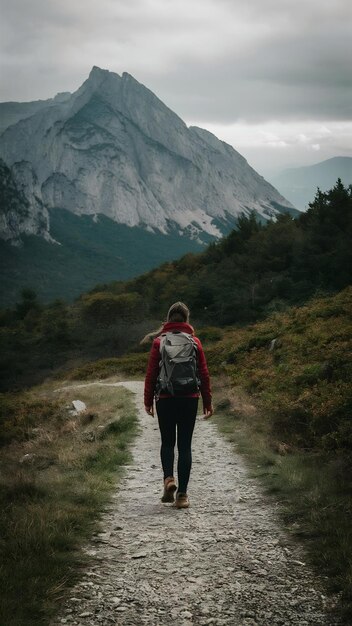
0, 379, 138, 626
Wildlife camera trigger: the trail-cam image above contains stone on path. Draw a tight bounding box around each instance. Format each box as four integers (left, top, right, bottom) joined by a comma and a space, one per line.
50, 380, 341, 626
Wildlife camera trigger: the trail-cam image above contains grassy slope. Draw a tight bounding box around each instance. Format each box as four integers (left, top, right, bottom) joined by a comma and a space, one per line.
0, 380, 138, 626
206, 287, 352, 618
206, 286, 352, 450
1, 288, 351, 621
64, 287, 352, 618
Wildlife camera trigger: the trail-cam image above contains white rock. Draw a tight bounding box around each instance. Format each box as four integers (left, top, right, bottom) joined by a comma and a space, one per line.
19, 453, 37, 464
72, 400, 87, 413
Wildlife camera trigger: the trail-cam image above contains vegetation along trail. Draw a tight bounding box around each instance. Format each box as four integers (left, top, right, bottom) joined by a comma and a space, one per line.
51, 381, 340, 626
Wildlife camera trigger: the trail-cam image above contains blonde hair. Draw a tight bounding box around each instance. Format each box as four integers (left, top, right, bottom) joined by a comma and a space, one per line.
140, 301, 190, 344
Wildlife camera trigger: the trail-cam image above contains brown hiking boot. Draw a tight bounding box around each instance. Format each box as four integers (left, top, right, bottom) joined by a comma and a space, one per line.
161, 476, 177, 503
175, 492, 190, 509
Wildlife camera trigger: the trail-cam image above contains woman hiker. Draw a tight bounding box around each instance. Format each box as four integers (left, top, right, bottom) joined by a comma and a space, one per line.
143, 301, 213, 509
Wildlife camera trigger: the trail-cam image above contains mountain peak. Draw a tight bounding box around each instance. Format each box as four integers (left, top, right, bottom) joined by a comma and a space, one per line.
0, 67, 296, 248
85, 66, 119, 91
89, 66, 112, 78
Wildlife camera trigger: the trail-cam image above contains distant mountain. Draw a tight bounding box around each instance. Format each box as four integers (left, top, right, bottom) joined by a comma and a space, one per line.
270, 157, 352, 211
0, 67, 297, 304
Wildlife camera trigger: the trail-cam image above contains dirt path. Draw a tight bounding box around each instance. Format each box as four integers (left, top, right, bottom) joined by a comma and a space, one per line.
52, 381, 340, 626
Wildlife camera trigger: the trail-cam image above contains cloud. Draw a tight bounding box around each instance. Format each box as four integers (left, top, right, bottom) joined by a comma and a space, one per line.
194, 120, 352, 173
0, 0, 351, 120
0, 0, 351, 170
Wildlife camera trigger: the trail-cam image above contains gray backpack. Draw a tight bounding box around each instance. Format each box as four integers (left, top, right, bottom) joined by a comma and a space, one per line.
157, 331, 200, 396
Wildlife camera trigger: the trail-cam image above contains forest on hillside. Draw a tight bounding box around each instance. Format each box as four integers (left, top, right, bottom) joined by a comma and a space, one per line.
0, 179, 351, 391
112, 178, 352, 324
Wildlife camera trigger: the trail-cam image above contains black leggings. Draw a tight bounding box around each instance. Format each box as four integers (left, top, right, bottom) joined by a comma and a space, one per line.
156, 397, 198, 493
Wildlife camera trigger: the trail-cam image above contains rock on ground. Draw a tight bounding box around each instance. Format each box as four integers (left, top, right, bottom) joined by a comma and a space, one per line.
51, 381, 341, 626
71, 400, 87, 413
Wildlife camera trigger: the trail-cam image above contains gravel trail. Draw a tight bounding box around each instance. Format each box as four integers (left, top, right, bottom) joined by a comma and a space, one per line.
52, 381, 340, 626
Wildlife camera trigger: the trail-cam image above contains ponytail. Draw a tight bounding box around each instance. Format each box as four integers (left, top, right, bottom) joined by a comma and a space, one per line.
140, 324, 164, 345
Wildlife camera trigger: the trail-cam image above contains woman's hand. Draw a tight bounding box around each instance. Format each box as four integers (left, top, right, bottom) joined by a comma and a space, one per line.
203, 405, 214, 419
145, 405, 154, 417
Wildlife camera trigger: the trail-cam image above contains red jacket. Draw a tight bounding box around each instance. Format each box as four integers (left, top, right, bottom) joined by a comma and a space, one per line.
144, 321, 212, 412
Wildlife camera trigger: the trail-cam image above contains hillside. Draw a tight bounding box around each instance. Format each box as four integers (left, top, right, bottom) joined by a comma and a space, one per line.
99, 179, 352, 325
68, 285, 352, 457
0, 179, 350, 391
0, 209, 203, 307
64, 286, 352, 617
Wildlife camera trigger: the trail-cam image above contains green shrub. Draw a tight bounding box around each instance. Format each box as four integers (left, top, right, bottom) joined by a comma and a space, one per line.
66, 353, 149, 381
197, 327, 223, 342
215, 287, 352, 451
81, 292, 144, 325
65, 358, 122, 380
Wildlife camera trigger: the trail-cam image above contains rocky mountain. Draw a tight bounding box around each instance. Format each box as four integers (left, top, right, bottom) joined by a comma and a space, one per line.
269, 157, 352, 211
0, 67, 299, 304
0, 92, 71, 135
0, 67, 296, 246
0, 158, 54, 244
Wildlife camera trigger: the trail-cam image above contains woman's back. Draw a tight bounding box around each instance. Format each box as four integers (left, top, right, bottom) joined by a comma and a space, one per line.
143, 302, 213, 509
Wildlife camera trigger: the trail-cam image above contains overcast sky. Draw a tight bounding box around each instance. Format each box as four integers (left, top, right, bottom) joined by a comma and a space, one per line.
0, 0, 351, 174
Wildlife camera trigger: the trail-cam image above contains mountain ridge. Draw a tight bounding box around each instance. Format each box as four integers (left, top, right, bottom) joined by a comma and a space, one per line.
270, 156, 352, 210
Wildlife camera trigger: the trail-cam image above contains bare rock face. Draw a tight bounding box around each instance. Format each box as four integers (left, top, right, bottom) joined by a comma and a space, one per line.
0, 158, 53, 245
0, 67, 296, 244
